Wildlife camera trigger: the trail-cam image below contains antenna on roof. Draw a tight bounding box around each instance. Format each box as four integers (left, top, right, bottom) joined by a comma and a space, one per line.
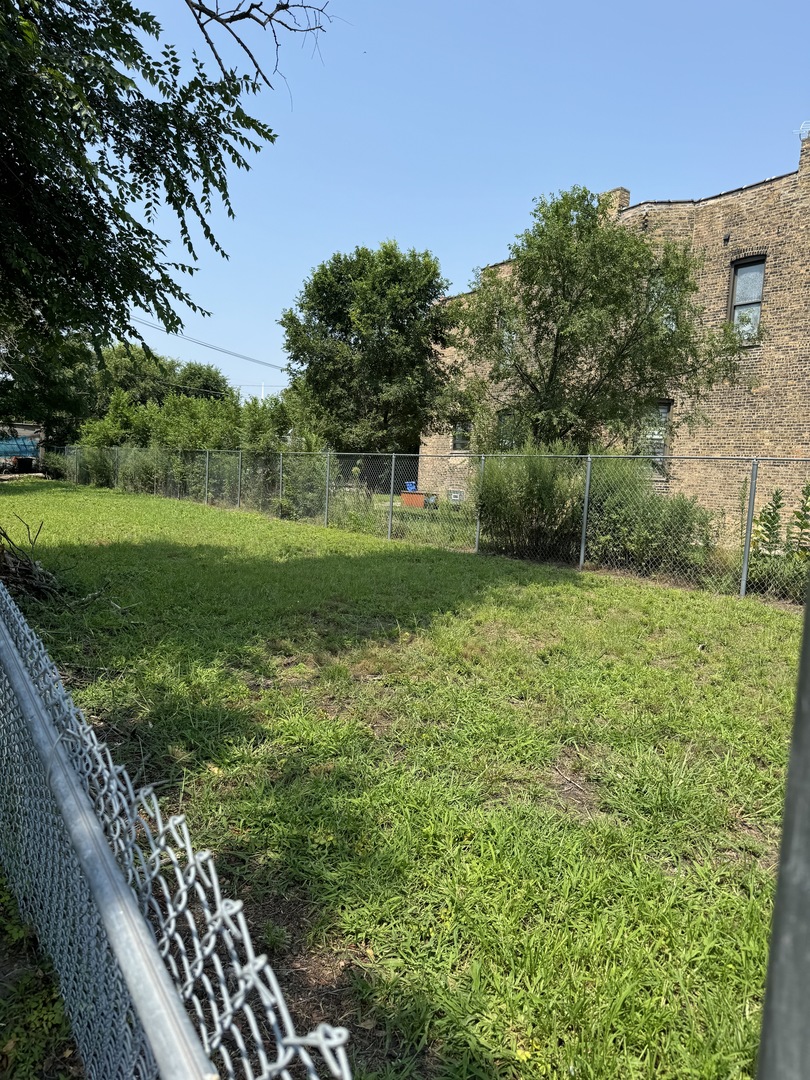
794, 121, 810, 140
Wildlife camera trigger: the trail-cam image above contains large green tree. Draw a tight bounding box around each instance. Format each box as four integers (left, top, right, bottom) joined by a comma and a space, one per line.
0, 0, 326, 426
280, 241, 454, 453
0, 330, 97, 445
174, 362, 234, 400
454, 187, 745, 452
0, 0, 326, 342
93, 344, 179, 414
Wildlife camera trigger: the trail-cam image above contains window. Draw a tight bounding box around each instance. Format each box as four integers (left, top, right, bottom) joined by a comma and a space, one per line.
643, 401, 672, 464
452, 422, 471, 452
496, 410, 520, 451
730, 258, 765, 339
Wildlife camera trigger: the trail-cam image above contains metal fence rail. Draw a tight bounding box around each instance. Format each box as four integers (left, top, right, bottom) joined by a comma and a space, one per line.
0, 582, 352, 1080
49, 446, 810, 604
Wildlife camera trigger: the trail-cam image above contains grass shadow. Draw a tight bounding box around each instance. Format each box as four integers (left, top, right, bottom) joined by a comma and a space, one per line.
3, 486, 789, 1079
19, 522, 582, 1078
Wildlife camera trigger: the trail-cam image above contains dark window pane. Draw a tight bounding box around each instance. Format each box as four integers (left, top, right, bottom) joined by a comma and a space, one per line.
452, 423, 471, 452
496, 411, 518, 450
643, 402, 670, 461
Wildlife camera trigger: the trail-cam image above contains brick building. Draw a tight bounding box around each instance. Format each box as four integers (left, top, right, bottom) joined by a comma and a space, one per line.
419, 136, 810, 510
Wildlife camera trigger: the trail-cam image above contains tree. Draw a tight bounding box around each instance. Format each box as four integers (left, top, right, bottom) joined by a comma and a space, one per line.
93, 344, 180, 414
454, 187, 744, 452
0, 1, 327, 345
80, 388, 290, 451
280, 241, 454, 453
0, 1, 327, 431
175, 362, 234, 400
0, 331, 97, 444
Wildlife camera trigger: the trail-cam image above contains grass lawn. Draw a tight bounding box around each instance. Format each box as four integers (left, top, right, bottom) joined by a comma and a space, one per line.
0, 480, 801, 1079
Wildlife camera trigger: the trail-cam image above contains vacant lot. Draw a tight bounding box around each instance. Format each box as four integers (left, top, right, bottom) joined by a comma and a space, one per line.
0, 481, 801, 1079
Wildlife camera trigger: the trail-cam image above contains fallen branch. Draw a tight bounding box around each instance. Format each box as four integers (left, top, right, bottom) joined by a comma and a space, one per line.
0, 520, 62, 602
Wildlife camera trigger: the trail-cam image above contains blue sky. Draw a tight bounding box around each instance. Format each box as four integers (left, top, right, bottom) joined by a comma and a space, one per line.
141, 0, 809, 396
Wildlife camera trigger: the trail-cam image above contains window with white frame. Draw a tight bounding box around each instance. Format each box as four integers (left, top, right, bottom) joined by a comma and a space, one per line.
643, 401, 672, 464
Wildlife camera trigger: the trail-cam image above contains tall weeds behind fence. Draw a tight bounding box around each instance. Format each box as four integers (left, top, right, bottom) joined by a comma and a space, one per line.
49, 446, 810, 605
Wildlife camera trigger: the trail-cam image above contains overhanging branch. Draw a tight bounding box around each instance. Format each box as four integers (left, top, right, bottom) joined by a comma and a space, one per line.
183, 1, 330, 86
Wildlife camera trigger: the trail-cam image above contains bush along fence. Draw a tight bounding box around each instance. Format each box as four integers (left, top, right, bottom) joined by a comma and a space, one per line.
0, 581, 352, 1080
48, 446, 810, 605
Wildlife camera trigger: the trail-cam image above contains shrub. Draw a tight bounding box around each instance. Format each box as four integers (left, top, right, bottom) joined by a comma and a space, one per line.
746, 552, 808, 604
78, 446, 115, 487
328, 486, 381, 536
280, 453, 328, 520
116, 445, 179, 495
475, 444, 585, 560
787, 482, 810, 557
752, 488, 784, 556
743, 483, 810, 603
477, 449, 716, 576
41, 451, 68, 480
587, 458, 716, 576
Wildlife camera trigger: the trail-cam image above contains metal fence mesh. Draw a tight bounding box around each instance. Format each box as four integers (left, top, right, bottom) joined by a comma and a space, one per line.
0, 582, 352, 1080
0, 653, 157, 1079
48, 447, 810, 604
582, 456, 751, 594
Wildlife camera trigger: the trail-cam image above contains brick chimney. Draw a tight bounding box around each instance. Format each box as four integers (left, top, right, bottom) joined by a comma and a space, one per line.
603, 187, 631, 218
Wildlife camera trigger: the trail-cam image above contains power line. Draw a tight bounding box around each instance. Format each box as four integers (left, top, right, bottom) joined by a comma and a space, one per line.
131, 317, 286, 371
154, 377, 285, 397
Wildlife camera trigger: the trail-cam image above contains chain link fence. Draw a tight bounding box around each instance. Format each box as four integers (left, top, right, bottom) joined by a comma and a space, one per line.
52, 447, 480, 551
48, 446, 810, 603
477, 453, 810, 604
0, 581, 352, 1080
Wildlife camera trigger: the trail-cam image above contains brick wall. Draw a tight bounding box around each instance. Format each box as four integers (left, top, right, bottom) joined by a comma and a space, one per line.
422, 140, 810, 514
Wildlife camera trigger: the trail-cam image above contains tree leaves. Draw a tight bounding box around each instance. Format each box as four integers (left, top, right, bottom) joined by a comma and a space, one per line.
280, 242, 453, 453
0, 0, 300, 348
455, 187, 745, 452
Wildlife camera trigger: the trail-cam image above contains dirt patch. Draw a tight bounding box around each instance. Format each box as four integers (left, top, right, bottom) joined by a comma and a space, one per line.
243, 894, 410, 1076
238, 670, 276, 693
545, 749, 603, 818
726, 817, 781, 872
350, 653, 403, 681
274, 655, 320, 689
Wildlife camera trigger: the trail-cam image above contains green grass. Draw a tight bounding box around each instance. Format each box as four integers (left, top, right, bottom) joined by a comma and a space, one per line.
0, 877, 80, 1079
0, 479, 801, 1079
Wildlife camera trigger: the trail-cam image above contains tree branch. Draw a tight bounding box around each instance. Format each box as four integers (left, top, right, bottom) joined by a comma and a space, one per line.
183, 1, 330, 86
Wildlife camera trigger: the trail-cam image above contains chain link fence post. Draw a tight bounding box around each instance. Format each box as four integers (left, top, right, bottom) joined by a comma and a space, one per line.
324, 450, 331, 527
114, 446, 120, 489
474, 454, 485, 554
204, 449, 210, 506
237, 450, 242, 509
387, 453, 396, 541
740, 457, 759, 598
579, 454, 593, 571
278, 450, 283, 512
758, 594, 810, 1079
